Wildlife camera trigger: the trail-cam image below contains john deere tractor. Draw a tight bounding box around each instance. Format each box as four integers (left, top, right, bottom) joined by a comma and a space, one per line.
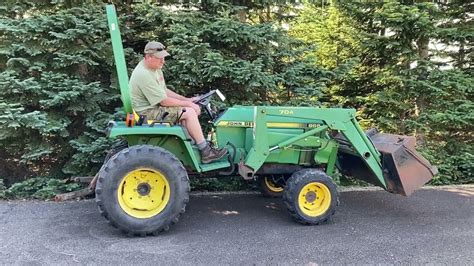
96, 5, 438, 236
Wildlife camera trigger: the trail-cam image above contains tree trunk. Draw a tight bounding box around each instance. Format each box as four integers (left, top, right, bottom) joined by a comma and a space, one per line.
266, 5, 271, 21
237, 9, 247, 23
457, 40, 465, 69
414, 36, 429, 145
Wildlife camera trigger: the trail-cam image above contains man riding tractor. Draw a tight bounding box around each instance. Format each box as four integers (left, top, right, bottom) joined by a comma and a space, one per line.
129, 41, 228, 164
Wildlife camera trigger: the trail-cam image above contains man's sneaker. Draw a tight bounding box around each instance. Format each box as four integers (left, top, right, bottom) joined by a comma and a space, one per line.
200, 145, 228, 164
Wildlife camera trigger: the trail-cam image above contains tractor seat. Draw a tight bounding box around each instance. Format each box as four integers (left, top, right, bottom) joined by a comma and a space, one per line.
131, 110, 194, 142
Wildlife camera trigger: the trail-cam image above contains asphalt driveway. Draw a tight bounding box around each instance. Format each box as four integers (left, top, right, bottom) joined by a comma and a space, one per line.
0, 186, 473, 265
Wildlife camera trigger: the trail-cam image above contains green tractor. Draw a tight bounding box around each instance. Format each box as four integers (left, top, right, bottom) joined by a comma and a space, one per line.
96, 5, 438, 236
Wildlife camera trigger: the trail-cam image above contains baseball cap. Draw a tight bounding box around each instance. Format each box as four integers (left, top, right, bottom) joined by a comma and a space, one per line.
144, 41, 170, 58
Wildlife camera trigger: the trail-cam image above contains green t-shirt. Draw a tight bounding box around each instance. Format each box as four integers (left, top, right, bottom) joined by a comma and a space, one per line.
129, 60, 167, 113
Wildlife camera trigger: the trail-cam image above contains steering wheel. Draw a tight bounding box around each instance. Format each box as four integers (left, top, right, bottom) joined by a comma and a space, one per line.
192, 89, 225, 120
193, 90, 218, 105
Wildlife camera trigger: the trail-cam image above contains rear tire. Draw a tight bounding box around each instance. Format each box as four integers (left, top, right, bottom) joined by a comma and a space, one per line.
95, 145, 190, 235
283, 169, 338, 225
103, 139, 128, 163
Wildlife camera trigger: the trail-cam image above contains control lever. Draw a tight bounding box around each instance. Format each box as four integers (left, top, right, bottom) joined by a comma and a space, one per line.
149, 112, 169, 127
175, 108, 186, 124
160, 112, 169, 123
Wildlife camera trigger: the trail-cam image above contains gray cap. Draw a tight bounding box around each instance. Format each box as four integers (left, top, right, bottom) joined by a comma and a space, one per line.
144, 41, 170, 58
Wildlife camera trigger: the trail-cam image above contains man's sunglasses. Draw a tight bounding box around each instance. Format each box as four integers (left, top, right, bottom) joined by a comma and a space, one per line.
148, 47, 166, 52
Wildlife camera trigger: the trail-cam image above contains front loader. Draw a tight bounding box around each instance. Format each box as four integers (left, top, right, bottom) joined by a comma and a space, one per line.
95, 5, 438, 235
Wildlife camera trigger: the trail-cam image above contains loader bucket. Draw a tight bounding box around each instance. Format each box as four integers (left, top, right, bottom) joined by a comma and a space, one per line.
337, 133, 438, 196
371, 133, 437, 196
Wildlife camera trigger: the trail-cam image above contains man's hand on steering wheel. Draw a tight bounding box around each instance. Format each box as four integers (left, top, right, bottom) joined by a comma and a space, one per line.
192, 90, 218, 104
188, 96, 200, 103
190, 89, 225, 120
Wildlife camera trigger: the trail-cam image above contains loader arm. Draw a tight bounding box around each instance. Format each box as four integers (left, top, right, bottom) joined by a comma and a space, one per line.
244, 106, 387, 189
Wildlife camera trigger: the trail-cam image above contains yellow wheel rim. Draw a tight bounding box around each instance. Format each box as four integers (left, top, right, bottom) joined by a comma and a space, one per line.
298, 182, 331, 217
117, 168, 171, 219
264, 177, 284, 193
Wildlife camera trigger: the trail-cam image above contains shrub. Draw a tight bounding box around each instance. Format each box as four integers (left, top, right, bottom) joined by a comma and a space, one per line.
6, 177, 81, 199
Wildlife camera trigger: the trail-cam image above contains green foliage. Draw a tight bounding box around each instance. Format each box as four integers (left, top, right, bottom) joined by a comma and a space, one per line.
1, 1, 332, 185
290, 5, 360, 69
5, 177, 81, 199
0, 0, 472, 191
291, 1, 473, 184
436, 0, 473, 72
0, 3, 120, 183
129, 3, 332, 106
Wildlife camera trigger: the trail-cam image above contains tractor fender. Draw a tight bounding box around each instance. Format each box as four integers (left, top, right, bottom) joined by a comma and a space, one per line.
106, 122, 201, 172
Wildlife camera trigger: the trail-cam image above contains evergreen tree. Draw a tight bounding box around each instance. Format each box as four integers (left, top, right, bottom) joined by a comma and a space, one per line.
289, 3, 362, 111
437, 0, 473, 74
0, 0, 471, 186
0, 3, 118, 184
129, 3, 331, 106
0, 1, 331, 184
337, 1, 473, 183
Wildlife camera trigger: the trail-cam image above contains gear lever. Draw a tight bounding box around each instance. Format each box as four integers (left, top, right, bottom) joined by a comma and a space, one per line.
149, 112, 169, 127
175, 108, 186, 124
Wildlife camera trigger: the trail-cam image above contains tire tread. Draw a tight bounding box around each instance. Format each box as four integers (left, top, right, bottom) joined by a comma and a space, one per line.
282, 169, 339, 225
95, 145, 190, 236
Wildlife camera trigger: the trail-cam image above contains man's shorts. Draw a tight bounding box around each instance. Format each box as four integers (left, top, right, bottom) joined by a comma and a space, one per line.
140, 106, 183, 122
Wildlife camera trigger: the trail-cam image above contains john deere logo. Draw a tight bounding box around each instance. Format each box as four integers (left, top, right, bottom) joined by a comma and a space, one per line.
218, 121, 321, 129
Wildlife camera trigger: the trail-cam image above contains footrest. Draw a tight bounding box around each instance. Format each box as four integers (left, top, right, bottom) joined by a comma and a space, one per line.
200, 160, 231, 172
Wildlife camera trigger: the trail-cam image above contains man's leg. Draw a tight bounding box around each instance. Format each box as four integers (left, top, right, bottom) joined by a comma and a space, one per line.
179, 108, 205, 144
179, 107, 227, 164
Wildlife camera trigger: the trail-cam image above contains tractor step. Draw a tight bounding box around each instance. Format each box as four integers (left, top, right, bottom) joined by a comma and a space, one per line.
199, 160, 231, 172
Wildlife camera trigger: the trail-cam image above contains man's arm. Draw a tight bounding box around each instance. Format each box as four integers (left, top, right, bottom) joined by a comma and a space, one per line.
166, 88, 192, 101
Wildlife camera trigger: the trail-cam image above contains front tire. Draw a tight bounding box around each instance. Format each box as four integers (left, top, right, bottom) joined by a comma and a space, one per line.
95, 145, 190, 236
283, 169, 338, 225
